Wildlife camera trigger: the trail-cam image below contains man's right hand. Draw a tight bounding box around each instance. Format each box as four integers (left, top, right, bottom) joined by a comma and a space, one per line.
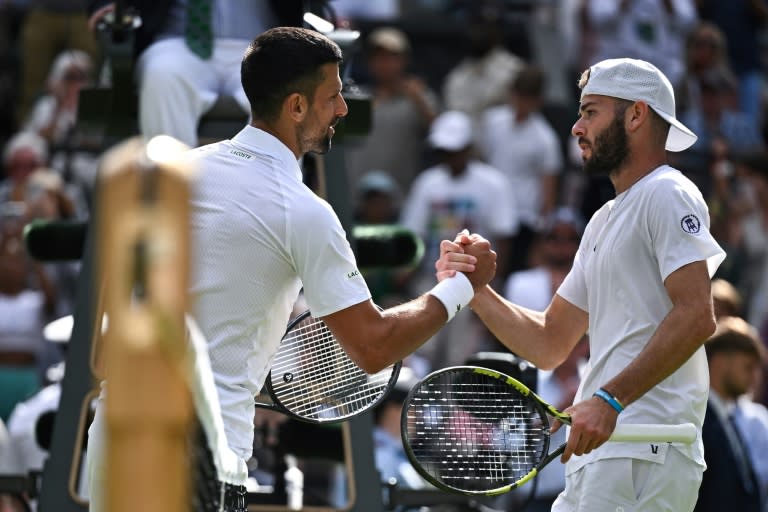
435, 231, 496, 291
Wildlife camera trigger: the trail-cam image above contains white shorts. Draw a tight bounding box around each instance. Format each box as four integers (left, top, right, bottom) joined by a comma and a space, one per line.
551, 448, 703, 512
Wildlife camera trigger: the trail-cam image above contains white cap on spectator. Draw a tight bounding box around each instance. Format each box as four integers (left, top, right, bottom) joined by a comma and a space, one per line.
428, 110, 473, 151
367, 27, 410, 54
580, 58, 697, 152
47, 50, 91, 88
2, 131, 48, 166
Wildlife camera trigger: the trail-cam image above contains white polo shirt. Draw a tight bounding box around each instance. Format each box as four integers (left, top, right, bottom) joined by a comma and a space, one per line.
557, 165, 725, 474
188, 126, 371, 459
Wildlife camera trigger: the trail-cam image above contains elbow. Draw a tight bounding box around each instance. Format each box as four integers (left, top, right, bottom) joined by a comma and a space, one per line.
346, 345, 393, 375
689, 302, 717, 346
356, 353, 393, 375
698, 310, 718, 343
535, 350, 572, 372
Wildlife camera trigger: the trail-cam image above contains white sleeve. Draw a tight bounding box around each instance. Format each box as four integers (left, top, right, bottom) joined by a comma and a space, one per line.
648, 181, 726, 281
291, 198, 371, 318
557, 252, 589, 313
556, 219, 596, 312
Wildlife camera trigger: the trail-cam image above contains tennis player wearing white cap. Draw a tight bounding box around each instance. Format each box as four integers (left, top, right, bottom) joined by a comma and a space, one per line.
437, 57, 726, 511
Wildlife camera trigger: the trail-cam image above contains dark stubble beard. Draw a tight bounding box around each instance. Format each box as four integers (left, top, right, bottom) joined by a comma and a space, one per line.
300, 117, 339, 155
581, 114, 630, 178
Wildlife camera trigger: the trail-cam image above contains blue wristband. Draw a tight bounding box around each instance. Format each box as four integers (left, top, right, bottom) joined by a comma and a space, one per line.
593, 388, 624, 413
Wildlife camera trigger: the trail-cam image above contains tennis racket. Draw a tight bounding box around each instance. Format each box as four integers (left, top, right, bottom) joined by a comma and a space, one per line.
255, 309, 401, 423
401, 366, 697, 496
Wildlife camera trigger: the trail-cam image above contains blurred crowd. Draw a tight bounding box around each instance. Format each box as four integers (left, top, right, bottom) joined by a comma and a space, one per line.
0, 0, 767, 510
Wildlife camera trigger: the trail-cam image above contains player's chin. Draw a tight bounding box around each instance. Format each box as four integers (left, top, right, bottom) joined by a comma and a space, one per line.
310, 136, 333, 155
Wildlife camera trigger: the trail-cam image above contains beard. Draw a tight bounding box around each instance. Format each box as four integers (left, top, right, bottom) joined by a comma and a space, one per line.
310, 133, 332, 154
581, 115, 630, 177
300, 116, 340, 155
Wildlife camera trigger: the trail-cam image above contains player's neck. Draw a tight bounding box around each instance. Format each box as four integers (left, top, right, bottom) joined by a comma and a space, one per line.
251, 120, 302, 160
610, 149, 666, 195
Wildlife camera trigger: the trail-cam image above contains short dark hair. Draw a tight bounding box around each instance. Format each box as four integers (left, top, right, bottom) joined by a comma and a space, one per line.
241, 27, 343, 122
705, 316, 766, 362
512, 65, 546, 97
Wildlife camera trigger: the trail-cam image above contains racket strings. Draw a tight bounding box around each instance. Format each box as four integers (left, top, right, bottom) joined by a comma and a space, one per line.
270, 316, 395, 421
404, 371, 549, 492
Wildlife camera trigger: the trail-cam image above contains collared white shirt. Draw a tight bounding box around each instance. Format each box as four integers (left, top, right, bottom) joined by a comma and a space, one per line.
188, 126, 371, 459
558, 165, 725, 474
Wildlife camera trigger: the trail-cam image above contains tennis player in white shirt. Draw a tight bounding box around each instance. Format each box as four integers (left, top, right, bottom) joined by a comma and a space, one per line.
86, 27, 496, 512
437, 58, 726, 511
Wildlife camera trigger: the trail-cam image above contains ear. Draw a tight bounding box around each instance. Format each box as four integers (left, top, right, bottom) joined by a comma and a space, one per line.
284, 92, 309, 123
626, 101, 650, 134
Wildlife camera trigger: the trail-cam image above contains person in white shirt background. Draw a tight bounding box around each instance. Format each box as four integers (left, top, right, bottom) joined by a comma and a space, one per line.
478, 65, 563, 274
400, 109, 516, 371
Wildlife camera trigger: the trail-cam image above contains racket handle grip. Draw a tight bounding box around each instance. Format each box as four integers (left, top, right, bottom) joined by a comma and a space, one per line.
609, 423, 697, 444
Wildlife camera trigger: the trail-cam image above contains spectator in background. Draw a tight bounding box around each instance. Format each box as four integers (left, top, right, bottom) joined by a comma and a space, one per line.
0, 132, 47, 203
698, 316, 768, 512
711, 278, 744, 319
478, 65, 563, 274
676, 22, 731, 115
677, 67, 764, 199
17, 0, 98, 125
88, 1, 303, 147
401, 110, 516, 370
23, 50, 91, 146
503, 207, 584, 311
1, 132, 85, 320
442, 11, 525, 124
352, 171, 409, 309
345, 27, 438, 199
23, 50, 98, 189
353, 170, 400, 226
586, 0, 698, 88
372, 367, 426, 491
730, 151, 768, 331
0, 202, 56, 423
697, 0, 768, 133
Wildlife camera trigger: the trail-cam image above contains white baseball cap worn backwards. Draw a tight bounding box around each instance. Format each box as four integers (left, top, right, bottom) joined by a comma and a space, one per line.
580, 58, 697, 152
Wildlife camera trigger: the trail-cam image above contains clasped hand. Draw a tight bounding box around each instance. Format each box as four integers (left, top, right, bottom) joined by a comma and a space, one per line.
435, 230, 496, 291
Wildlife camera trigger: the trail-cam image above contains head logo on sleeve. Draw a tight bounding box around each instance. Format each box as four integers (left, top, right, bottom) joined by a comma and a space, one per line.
681, 214, 700, 234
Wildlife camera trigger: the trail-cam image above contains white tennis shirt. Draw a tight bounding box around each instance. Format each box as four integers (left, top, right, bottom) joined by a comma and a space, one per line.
188, 126, 371, 459
557, 165, 725, 474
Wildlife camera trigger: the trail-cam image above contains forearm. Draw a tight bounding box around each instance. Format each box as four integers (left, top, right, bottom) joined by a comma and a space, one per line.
601, 301, 715, 407
470, 287, 575, 369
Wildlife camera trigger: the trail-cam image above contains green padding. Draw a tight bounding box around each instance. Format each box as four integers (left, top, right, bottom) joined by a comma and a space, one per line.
353, 224, 425, 270
0, 366, 40, 422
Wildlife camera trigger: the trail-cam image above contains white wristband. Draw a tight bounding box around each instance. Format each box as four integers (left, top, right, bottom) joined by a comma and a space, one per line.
428, 272, 475, 323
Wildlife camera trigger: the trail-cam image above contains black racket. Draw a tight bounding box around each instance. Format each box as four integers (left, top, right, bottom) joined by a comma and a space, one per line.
401, 366, 697, 496
255, 309, 401, 423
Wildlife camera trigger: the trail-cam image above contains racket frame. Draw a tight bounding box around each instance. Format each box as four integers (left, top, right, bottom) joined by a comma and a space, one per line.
258, 309, 402, 424
401, 366, 697, 496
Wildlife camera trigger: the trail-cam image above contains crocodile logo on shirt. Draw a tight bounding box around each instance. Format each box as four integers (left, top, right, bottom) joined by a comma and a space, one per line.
680, 214, 700, 234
